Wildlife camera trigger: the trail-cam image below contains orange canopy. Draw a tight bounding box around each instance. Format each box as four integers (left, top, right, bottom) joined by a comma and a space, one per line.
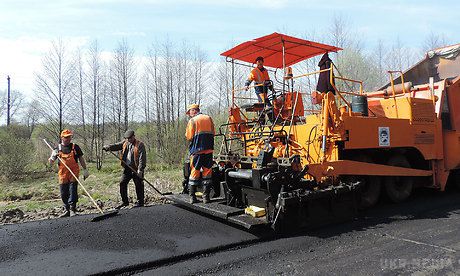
221, 32, 342, 69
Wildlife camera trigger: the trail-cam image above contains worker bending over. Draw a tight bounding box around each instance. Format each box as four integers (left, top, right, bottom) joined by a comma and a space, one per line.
103, 130, 146, 209
185, 104, 215, 204
49, 129, 89, 217
244, 56, 274, 107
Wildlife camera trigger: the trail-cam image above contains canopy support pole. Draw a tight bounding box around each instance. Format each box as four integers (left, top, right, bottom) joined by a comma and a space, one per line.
232, 59, 235, 106
282, 39, 286, 94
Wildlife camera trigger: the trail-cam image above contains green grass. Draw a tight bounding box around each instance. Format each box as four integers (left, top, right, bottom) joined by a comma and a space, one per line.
0, 158, 182, 213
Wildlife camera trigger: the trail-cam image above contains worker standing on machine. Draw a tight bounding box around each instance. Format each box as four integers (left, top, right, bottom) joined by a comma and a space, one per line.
244, 56, 274, 107
185, 104, 215, 204
49, 129, 89, 218
103, 130, 146, 209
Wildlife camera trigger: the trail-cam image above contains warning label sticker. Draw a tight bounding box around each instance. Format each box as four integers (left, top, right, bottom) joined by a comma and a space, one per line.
379, 127, 390, 147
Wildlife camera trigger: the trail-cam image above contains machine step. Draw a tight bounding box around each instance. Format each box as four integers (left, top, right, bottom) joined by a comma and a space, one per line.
165, 194, 269, 229
166, 194, 243, 219
228, 214, 268, 230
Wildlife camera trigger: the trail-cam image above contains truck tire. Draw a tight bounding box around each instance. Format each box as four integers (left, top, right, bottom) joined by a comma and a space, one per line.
454, 171, 460, 190
384, 155, 413, 203
359, 176, 382, 209
349, 155, 382, 209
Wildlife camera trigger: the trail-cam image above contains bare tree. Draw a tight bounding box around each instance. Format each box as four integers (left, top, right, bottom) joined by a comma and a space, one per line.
327, 15, 380, 92
0, 90, 6, 121
211, 60, 231, 111
9, 90, 26, 122
75, 48, 89, 154
107, 64, 123, 140
87, 40, 106, 162
34, 39, 75, 137
138, 70, 154, 152
24, 99, 40, 136
329, 14, 351, 50
423, 31, 449, 53
385, 37, 421, 79
190, 46, 208, 104
180, 40, 191, 111
0, 89, 26, 124
112, 39, 136, 132
161, 37, 174, 125
147, 44, 164, 151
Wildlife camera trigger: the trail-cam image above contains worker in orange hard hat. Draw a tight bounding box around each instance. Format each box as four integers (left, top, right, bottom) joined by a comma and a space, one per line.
244, 56, 274, 107
185, 103, 215, 204
49, 129, 89, 217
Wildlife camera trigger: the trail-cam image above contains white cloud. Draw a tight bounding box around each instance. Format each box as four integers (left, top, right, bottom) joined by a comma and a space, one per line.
210, 0, 289, 9
0, 37, 49, 97
0, 36, 90, 99
70, 0, 289, 9
111, 31, 147, 37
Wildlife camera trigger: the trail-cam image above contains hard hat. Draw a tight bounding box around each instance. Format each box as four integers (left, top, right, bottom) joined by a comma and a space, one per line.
60, 129, 73, 138
124, 129, 135, 139
186, 103, 200, 115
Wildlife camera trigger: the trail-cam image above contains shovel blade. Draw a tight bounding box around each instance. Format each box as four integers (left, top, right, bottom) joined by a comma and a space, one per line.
90, 210, 119, 222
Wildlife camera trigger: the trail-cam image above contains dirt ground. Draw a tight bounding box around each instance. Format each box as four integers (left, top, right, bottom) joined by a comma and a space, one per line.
0, 196, 171, 225
0, 165, 183, 225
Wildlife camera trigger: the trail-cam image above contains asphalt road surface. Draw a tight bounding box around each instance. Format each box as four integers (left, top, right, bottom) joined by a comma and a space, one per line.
2, 189, 460, 275
145, 189, 460, 275
0, 205, 261, 275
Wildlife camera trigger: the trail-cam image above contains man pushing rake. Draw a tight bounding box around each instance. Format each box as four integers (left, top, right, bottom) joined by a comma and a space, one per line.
103, 129, 147, 209
46, 130, 119, 222
48, 129, 89, 217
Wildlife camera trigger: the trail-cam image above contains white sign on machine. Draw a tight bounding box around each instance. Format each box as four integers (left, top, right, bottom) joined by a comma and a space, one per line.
378, 127, 390, 147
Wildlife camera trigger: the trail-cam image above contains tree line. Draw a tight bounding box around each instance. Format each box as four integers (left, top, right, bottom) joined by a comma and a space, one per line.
0, 16, 451, 180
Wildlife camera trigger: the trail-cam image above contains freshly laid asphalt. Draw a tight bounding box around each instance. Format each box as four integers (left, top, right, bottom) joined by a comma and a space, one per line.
0, 204, 261, 275
142, 190, 460, 275
2, 189, 460, 275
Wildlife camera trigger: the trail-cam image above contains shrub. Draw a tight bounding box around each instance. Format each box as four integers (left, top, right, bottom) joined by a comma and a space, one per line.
0, 126, 33, 180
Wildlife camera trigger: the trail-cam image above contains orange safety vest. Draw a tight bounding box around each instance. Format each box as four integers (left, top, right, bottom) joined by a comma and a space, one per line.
185, 113, 215, 155
120, 140, 140, 169
248, 67, 270, 84
58, 144, 80, 184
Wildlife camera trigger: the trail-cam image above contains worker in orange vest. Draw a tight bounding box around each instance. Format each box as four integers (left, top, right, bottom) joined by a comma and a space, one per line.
185, 104, 215, 204
49, 129, 89, 217
103, 130, 146, 209
244, 56, 274, 106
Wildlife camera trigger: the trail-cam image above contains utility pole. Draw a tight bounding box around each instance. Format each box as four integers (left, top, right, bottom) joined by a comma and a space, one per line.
7, 75, 11, 126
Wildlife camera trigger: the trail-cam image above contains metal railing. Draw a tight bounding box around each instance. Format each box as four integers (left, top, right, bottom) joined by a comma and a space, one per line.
221, 64, 367, 159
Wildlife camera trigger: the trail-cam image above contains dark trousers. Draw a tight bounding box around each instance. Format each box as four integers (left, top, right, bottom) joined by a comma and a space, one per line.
120, 168, 144, 204
60, 182, 78, 211
256, 92, 272, 107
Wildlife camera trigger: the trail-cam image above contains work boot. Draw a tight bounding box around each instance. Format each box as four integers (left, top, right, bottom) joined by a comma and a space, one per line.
202, 180, 211, 204
70, 205, 77, 217
133, 202, 144, 208
115, 202, 129, 210
189, 185, 198, 204
59, 210, 70, 218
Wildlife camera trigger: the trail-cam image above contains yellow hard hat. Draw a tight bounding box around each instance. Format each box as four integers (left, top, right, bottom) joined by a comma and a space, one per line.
60, 129, 73, 138
186, 103, 200, 115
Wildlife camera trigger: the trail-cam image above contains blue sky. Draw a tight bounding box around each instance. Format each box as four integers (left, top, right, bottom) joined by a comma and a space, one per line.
0, 0, 459, 96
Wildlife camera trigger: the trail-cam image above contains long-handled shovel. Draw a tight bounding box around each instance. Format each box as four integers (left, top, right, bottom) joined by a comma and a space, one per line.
106, 150, 172, 196
44, 139, 119, 222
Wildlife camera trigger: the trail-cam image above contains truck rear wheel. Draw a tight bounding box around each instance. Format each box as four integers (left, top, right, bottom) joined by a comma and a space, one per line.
349, 155, 381, 209
359, 176, 382, 209
384, 155, 413, 203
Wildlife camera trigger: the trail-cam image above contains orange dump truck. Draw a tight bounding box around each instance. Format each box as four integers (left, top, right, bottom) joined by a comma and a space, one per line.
168, 34, 460, 231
